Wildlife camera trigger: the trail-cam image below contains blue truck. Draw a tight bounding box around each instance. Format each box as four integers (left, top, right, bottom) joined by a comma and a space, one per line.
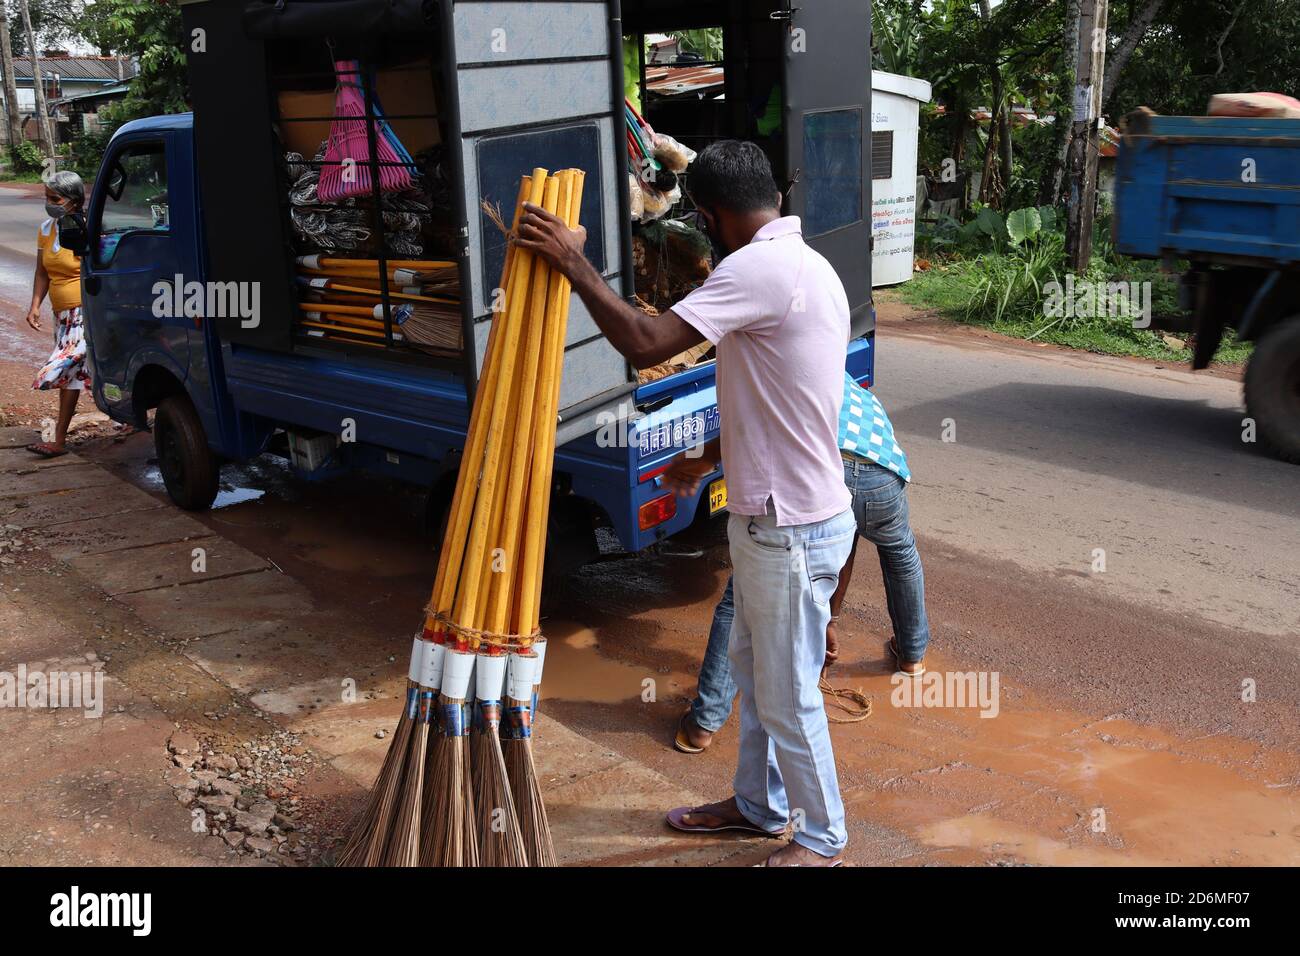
63, 0, 877, 574
1114, 109, 1300, 463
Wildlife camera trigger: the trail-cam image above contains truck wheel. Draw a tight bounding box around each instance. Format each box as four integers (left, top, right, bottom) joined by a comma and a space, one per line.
154, 394, 219, 509
1244, 317, 1300, 464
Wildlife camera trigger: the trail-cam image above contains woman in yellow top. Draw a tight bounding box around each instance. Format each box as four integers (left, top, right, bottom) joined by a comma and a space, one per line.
26, 171, 88, 458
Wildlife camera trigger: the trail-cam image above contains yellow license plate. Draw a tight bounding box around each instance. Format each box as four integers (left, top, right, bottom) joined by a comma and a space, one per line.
708, 478, 728, 514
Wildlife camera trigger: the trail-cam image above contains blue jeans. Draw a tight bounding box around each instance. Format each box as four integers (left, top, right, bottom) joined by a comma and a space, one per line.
728, 507, 856, 855
689, 462, 930, 733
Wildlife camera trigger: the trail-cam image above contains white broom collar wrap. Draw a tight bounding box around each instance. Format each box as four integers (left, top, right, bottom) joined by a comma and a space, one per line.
297, 254, 322, 270
406, 636, 426, 683
475, 652, 508, 701
419, 641, 447, 690
507, 651, 537, 702
532, 637, 547, 687
441, 648, 475, 699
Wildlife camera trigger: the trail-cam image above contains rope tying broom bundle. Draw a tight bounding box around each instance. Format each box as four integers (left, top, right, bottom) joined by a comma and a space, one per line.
340, 167, 584, 868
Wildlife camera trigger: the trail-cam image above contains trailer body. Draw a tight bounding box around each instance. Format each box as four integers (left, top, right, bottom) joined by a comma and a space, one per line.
1114, 110, 1300, 462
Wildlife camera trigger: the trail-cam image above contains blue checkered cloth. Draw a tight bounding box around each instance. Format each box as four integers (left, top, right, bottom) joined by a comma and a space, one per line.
838, 373, 910, 482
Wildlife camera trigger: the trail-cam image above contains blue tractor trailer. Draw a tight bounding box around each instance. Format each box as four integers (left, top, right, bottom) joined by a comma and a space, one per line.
62, 0, 878, 576
1114, 108, 1300, 462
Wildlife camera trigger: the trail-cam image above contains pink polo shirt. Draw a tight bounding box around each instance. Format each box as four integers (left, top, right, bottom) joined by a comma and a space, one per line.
673, 216, 851, 526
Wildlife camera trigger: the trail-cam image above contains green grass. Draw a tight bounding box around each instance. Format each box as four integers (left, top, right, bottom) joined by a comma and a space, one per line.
0, 171, 45, 184
895, 256, 1252, 367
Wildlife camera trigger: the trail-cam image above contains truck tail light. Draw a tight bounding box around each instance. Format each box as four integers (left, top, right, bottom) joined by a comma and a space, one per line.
638, 493, 677, 531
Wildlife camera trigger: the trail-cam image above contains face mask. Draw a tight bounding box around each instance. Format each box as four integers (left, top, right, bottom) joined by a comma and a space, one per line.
45, 201, 66, 219
697, 209, 726, 261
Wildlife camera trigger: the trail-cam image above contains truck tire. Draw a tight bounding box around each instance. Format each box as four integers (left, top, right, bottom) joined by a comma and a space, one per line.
1244, 317, 1300, 464
154, 394, 220, 510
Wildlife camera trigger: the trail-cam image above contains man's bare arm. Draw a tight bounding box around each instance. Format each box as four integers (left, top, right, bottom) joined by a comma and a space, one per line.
516, 202, 705, 368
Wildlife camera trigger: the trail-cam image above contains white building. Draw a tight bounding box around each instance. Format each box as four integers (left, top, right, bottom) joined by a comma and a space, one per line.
871, 70, 931, 286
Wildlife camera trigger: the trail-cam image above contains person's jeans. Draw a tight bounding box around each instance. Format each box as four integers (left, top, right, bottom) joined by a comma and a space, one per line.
728, 507, 856, 855
689, 577, 737, 733
843, 459, 931, 663
689, 461, 930, 732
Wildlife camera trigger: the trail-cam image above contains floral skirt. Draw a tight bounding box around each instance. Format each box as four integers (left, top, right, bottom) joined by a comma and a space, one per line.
32, 305, 90, 391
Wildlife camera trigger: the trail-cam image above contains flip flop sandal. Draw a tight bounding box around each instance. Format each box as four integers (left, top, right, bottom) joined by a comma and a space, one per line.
673, 712, 707, 754
666, 805, 784, 837
26, 443, 67, 459
888, 638, 926, 677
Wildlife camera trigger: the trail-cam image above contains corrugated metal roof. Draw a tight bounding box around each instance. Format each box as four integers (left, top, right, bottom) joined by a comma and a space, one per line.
646, 64, 724, 98
13, 55, 137, 82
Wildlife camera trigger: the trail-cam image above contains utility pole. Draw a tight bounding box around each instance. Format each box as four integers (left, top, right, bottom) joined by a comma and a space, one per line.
1064, 0, 1108, 271
17, 0, 54, 159
0, 1, 23, 150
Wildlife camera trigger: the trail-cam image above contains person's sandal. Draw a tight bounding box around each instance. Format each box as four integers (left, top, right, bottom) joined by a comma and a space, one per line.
888, 637, 926, 677
25, 442, 67, 459
666, 802, 783, 837
673, 711, 713, 754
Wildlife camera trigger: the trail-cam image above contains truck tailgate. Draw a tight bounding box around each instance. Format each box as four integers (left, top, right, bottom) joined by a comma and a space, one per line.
1115, 112, 1300, 267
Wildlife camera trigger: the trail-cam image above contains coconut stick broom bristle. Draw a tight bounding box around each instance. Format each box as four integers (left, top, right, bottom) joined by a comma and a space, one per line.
503, 650, 555, 867
336, 636, 424, 867
421, 646, 479, 866
471, 648, 528, 866
380, 640, 445, 866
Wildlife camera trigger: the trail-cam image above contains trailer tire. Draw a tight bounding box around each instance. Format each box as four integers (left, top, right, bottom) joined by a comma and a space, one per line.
1244, 317, 1300, 464
154, 395, 220, 510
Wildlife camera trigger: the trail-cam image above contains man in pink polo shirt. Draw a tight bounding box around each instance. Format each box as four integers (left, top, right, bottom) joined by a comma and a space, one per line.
518, 140, 856, 866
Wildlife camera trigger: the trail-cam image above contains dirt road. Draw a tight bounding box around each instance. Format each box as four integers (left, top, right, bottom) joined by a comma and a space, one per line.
1, 194, 1296, 864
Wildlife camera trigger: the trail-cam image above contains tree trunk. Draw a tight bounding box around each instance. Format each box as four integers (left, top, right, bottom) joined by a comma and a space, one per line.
998, 105, 1014, 200
1101, 0, 1164, 112
0, 1, 22, 150
17, 0, 53, 159
977, 0, 1006, 206
1045, 0, 1083, 206
1064, 0, 1109, 271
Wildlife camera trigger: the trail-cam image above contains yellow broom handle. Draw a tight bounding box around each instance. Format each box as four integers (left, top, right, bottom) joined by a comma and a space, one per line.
452, 170, 553, 634
484, 173, 565, 636
424, 176, 531, 631
306, 257, 457, 270
305, 279, 459, 305
299, 320, 391, 340
297, 302, 386, 318
517, 170, 584, 634
297, 309, 388, 331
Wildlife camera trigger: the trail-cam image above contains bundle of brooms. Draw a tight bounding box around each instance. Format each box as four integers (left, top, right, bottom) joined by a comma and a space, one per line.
294, 255, 462, 352
339, 167, 584, 868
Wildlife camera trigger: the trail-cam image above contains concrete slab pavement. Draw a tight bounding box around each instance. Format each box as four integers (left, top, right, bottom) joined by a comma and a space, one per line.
0, 425, 742, 866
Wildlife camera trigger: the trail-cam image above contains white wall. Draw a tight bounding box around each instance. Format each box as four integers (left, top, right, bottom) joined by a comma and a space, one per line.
871, 87, 922, 286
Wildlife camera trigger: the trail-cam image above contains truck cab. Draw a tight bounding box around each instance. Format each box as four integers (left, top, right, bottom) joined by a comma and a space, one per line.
74, 0, 877, 565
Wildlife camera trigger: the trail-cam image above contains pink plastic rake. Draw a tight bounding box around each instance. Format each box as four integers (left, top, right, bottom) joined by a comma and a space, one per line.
318, 60, 414, 203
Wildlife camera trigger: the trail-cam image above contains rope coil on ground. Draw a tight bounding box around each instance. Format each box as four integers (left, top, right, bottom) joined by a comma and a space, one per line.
819, 674, 873, 723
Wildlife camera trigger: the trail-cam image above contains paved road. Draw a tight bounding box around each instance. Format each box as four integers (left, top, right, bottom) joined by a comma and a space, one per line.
873, 304, 1299, 641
